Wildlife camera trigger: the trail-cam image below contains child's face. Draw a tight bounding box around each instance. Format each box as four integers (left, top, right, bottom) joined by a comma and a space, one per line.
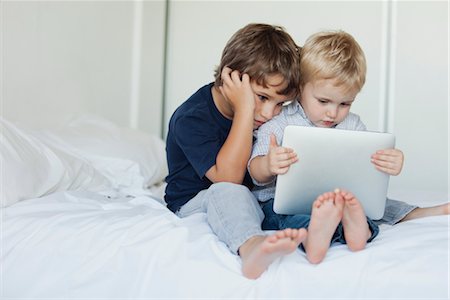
300, 79, 357, 128
252, 74, 294, 129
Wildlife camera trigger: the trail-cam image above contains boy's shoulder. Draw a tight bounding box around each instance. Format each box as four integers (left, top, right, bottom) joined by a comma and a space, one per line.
170, 82, 231, 134
171, 83, 215, 124
337, 112, 366, 131
344, 111, 362, 122
257, 101, 310, 136
270, 101, 310, 125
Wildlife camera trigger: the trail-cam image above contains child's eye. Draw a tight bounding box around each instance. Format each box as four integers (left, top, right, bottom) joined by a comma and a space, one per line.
341, 103, 351, 107
318, 99, 328, 104
258, 95, 268, 101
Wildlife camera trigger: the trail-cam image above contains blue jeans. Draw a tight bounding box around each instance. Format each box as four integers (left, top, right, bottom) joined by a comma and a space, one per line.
260, 199, 379, 246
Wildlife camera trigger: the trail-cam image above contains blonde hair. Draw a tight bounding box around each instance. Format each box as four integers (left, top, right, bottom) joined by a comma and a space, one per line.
300, 30, 366, 92
214, 23, 301, 97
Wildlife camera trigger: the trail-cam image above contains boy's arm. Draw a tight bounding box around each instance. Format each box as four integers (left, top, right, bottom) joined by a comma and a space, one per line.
249, 134, 298, 184
371, 148, 404, 176
205, 67, 254, 184
249, 155, 273, 184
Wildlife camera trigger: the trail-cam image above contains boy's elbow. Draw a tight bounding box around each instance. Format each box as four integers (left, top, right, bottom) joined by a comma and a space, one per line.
206, 165, 245, 184
221, 177, 244, 185
213, 173, 245, 185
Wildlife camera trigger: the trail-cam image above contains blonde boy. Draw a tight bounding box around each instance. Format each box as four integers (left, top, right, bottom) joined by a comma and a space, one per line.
249, 31, 448, 233
249, 30, 394, 264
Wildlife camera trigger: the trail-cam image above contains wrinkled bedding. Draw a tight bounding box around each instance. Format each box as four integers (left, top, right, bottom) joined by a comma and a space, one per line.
3, 189, 448, 298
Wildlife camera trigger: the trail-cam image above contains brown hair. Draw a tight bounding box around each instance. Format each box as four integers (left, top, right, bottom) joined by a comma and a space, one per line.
300, 30, 366, 92
214, 23, 301, 97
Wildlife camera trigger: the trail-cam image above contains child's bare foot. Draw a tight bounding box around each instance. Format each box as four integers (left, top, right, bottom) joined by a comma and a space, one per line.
400, 202, 450, 222
239, 228, 307, 279
340, 189, 371, 251
303, 191, 344, 264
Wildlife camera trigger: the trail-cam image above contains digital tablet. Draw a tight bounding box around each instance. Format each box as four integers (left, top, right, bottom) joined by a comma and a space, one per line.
273, 125, 395, 220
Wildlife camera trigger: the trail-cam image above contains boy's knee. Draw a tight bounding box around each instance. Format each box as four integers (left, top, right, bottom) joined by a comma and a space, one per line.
209, 182, 251, 196
207, 182, 260, 213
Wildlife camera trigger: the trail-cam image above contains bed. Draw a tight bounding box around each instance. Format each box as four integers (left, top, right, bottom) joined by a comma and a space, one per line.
2, 116, 449, 299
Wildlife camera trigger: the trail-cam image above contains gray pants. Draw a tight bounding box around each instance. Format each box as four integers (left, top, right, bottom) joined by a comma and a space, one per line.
177, 183, 417, 254
376, 198, 417, 225
177, 182, 265, 254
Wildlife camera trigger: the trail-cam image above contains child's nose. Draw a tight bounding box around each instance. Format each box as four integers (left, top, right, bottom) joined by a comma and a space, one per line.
326, 108, 337, 118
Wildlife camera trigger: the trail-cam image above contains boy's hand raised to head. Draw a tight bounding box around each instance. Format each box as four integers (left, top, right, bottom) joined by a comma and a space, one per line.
371, 148, 404, 176
267, 134, 298, 176
219, 67, 255, 114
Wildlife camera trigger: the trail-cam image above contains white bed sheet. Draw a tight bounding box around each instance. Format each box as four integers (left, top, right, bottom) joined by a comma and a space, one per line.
3, 189, 449, 299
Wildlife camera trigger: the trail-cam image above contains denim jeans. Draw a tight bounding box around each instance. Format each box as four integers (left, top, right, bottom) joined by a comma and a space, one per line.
375, 198, 417, 225
177, 182, 265, 254
260, 199, 379, 246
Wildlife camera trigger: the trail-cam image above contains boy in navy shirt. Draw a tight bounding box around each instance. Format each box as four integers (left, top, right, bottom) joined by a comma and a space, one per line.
165, 23, 306, 279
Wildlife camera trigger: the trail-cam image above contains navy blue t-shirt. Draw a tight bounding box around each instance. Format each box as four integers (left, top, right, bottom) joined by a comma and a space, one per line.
164, 82, 253, 212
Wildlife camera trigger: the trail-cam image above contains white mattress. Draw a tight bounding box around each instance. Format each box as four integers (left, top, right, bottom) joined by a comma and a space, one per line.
2, 116, 448, 298
3, 189, 449, 298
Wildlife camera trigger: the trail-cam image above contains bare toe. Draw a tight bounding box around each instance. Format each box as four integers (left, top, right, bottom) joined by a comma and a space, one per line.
295, 228, 308, 243
341, 189, 356, 201
335, 192, 345, 207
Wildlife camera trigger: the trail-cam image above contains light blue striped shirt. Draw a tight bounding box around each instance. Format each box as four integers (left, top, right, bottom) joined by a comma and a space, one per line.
250, 101, 366, 202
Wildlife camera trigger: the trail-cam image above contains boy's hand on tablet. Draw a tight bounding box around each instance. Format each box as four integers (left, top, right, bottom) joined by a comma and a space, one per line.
267, 134, 298, 175
371, 148, 404, 176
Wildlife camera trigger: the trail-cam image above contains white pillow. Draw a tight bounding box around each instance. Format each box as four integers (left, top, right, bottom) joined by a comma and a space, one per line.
0, 118, 110, 207
53, 115, 168, 189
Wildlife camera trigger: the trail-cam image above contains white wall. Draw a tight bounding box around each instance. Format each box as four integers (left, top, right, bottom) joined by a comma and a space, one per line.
388, 1, 448, 194
1, 0, 165, 136
164, 1, 448, 198
165, 1, 384, 132
138, 0, 166, 134
2, 1, 448, 197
